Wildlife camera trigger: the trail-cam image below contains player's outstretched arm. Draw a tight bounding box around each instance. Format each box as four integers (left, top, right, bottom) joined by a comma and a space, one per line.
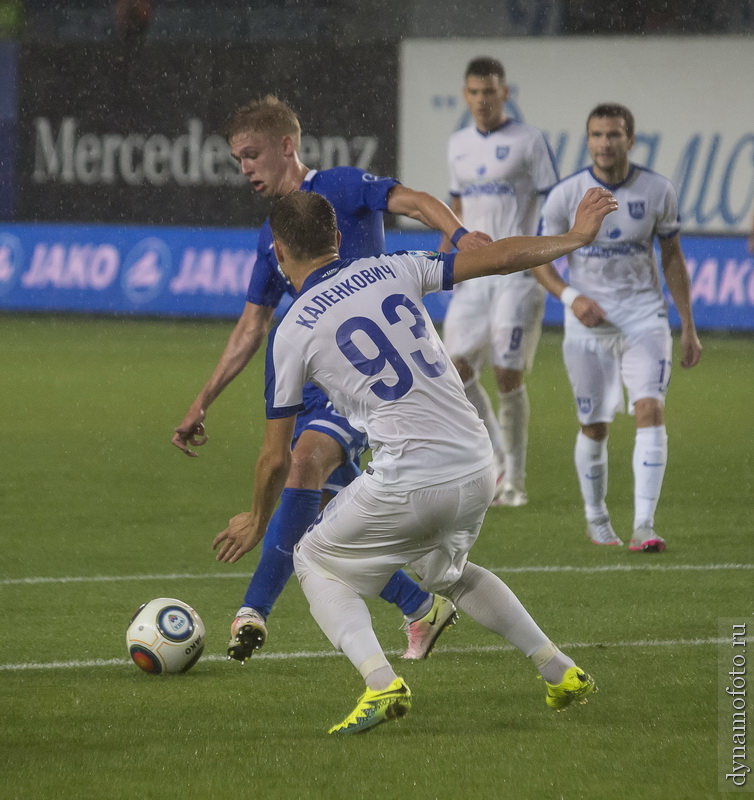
171, 302, 275, 457
659, 236, 702, 368
213, 416, 296, 563
453, 187, 617, 284
386, 185, 492, 251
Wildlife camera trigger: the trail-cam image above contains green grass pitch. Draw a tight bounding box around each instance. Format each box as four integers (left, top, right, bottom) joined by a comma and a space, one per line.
1, 314, 751, 799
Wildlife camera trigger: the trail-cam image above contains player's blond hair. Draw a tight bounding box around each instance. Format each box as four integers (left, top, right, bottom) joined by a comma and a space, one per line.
226, 95, 302, 149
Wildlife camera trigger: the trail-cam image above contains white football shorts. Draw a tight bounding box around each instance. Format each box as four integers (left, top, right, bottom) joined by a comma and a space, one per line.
294, 464, 496, 598
443, 274, 544, 374
563, 324, 673, 425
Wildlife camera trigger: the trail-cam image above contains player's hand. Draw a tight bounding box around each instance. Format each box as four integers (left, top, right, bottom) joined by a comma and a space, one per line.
571, 187, 618, 243
680, 328, 702, 368
572, 295, 607, 328
456, 230, 493, 251
212, 512, 265, 563
172, 407, 208, 457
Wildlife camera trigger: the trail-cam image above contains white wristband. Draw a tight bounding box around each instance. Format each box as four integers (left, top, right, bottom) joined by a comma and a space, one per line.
560, 286, 579, 309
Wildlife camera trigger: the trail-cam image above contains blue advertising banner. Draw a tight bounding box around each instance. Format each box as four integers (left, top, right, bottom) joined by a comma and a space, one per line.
0, 223, 752, 331
0, 223, 257, 318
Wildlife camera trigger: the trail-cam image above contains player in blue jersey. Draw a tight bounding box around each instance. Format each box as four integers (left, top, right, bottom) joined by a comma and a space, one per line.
212, 187, 616, 733
171, 96, 492, 662
533, 103, 702, 550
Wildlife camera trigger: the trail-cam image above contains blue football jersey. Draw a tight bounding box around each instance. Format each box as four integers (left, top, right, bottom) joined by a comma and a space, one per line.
246, 167, 399, 308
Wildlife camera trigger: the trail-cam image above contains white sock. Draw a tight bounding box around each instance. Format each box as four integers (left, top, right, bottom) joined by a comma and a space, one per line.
498, 384, 529, 486
531, 641, 577, 685
444, 563, 577, 683
465, 379, 505, 467
575, 431, 609, 520
296, 554, 390, 686
364, 665, 398, 692
633, 425, 668, 528
445, 562, 550, 659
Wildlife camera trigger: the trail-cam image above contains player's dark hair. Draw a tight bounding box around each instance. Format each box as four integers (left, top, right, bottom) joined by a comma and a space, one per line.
269, 191, 338, 260
465, 56, 505, 82
226, 95, 302, 148
587, 103, 635, 139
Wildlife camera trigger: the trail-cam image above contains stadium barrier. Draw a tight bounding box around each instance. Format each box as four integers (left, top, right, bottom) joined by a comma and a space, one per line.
0, 223, 752, 330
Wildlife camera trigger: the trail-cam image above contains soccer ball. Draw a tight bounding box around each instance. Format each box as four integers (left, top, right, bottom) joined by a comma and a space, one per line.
126, 597, 205, 675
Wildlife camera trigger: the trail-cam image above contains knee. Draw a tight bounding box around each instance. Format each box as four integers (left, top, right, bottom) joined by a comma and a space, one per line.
495, 367, 523, 394
634, 398, 664, 428
581, 422, 608, 441
287, 451, 317, 488
288, 441, 341, 490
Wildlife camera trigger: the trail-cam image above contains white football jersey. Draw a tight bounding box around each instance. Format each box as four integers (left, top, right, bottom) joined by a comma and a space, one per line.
266, 251, 493, 490
539, 164, 681, 334
449, 119, 558, 240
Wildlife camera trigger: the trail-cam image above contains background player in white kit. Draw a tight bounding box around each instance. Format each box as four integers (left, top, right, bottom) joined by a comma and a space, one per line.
213, 186, 618, 734
534, 103, 702, 551
440, 56, 559, 506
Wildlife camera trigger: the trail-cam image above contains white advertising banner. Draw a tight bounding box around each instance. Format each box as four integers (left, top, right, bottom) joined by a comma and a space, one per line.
399, 36, 754, 233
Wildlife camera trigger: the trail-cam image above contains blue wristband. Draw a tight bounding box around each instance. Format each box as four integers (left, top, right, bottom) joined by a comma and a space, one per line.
450, 227, 468, 247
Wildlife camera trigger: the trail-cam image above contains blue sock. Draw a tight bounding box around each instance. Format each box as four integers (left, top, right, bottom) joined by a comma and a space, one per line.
242, 488, 322, 619
379, 570, 430, 617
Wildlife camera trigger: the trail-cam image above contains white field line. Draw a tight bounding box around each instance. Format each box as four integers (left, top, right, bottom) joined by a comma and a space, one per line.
2, 637, 751, 673
2, 562, 752, 587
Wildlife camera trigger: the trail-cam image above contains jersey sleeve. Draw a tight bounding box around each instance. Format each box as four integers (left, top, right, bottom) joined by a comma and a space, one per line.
531, 130, 560, 194
313, 167, 399, 214
538, 184, 570, 236
396, 251, 456, 294
246, 223, 288, 308
264, 326, 306, 419
655, 179, 682, 239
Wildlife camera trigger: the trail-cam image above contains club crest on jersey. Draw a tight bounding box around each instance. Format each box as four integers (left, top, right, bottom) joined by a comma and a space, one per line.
496, 146, 510, 160
577, 397, 592, 415
628, 201, 645, 219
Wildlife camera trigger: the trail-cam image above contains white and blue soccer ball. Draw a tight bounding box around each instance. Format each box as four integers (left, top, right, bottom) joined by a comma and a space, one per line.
126, 597, 205, 675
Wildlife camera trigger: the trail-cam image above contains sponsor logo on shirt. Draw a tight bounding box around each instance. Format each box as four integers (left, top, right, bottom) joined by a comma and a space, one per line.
461, 183, 516, 198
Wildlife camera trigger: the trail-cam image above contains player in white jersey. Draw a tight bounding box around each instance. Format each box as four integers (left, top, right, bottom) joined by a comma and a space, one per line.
212, 187, 618, 733
534, 103, 702, 551
440, 57, 559, 507
171, 96, 492, 663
